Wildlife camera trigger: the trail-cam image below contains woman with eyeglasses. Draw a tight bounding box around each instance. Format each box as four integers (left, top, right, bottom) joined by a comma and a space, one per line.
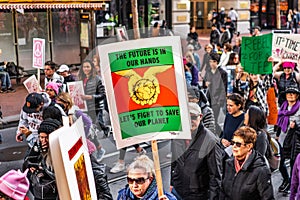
220, 126, 274, 200
118, 155, 176, 200
273, 60, 300, 106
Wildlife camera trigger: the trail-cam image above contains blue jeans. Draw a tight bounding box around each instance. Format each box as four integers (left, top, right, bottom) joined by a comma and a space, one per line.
0, 71, 12, 89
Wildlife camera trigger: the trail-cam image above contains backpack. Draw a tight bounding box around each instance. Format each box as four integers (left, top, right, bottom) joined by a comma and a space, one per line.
267, 138, 281, 171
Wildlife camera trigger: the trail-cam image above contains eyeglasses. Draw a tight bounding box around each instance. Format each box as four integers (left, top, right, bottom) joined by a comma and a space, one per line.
190, 115, 199, 120
127, 177, 149, 184
231, 141, 247, 147
283, 67, 293, 70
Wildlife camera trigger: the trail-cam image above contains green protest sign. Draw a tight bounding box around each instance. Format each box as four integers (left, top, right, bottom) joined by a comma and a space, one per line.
241, 33, 273, 74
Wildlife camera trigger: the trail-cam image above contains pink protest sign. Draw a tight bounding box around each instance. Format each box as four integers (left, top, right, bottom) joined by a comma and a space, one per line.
32, 38, 45, 69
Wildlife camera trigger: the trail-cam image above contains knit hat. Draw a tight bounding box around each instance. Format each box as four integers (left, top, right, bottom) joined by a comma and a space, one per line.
46, 82, 62, 95
183, 57, 187, 65
38, 118, 62, 135
285, 85, 300, 95
282, 62, 295, 69
0, 169, 29, 200
189, 102, 202, 115
22, 93, 44, 113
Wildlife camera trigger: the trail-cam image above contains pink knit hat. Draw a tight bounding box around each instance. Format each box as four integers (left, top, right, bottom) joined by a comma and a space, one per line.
282, 62, 295, 69
46, 82, 62, 95
0, 169, 29, 200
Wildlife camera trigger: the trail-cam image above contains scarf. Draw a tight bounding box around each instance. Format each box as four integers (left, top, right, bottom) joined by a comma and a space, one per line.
234, 150, 252, 173
277, 100, 300, 133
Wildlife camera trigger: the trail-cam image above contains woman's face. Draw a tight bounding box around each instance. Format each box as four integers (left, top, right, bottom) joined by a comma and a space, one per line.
127, 168, 152, 198
233, 55, 239, 64
286, 92, 299, 103
283, 67, 293, 75
227, 99, 241, 115
206, 47, 212, 53
39, 132, 49, 151
186, 54, 193, 63
249, 74, 259, 82
232, 136, 252, 160
82, 62, 92, 76
46, 87, 56, 99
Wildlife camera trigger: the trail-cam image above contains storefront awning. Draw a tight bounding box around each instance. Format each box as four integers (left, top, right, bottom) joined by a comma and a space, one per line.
0, 1, 109, 9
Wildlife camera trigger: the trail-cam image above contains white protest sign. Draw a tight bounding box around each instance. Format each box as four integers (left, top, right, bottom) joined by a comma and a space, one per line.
49, 117, 97, 200
32, 38, 45, 69
99, 36, 191, 149
272, 34, 300, 63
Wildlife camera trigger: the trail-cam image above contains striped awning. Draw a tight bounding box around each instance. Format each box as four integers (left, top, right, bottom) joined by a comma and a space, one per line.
0, 3, 104, 9
0, 1, 108, 9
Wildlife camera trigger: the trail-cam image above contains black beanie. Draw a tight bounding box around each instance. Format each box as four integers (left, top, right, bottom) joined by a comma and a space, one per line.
38, 118, 62, 135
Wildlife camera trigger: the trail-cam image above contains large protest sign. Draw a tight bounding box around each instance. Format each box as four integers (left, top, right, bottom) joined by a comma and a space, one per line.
272, 34, 300, 63
99, 36, 190, 149
241, 33, 273, 74
49, 117, 97, 200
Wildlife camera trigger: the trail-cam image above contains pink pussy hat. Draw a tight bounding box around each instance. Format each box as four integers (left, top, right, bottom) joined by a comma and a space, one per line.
282, 62, 295, 69
46, 82, 62, 95
0, 169, 29, 200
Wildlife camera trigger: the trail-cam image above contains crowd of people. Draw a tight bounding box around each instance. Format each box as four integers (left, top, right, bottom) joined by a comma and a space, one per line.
2, 8, 300, 199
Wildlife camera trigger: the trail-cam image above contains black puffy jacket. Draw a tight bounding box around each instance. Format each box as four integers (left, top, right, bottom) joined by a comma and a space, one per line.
283, 126, 300, 167
220, 150, 274, 200
90, 155, 113, 200
171, 124, 223, 200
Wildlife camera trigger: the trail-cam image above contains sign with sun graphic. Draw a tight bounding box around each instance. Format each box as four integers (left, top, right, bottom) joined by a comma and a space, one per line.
99, 36, 191, 149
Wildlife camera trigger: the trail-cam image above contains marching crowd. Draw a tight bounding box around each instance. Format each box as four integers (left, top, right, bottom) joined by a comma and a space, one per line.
1, 8, 300, 200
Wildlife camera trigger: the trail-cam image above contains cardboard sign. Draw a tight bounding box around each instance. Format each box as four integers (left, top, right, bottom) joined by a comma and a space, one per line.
272, 34, 300, 63
67, 81, 88, 112
23, 74, 42, 93
241, 33, 273, 74
49, 117, 97, 200
99, 36, 191, 149
32, 38, 45, 69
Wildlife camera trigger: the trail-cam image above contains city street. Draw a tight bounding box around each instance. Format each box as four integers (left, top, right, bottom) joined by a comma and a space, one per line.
0, 126, 291, 199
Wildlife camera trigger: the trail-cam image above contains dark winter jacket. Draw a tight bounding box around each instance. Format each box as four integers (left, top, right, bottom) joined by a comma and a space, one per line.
171, 123, 223, 200
84, 75, 106, 113
210, 29, 220, 45
220, 150, 274, 200
219, 31, 230, 47
277, 72, 299, 106
90, 155, 113, 200
283, 125, 300, 167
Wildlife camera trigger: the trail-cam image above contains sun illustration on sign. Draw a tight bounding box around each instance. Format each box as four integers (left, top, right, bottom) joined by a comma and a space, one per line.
115, 65, 172, 106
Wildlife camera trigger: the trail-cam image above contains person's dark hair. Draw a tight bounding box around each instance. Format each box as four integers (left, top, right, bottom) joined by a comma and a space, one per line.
221, 25, 226, 30
227, 52, 239, 65
212, 24, 216, 27
210, 52, 220, 63
233, 126, 257, 145
44, 61, 57, 70
78, 59, 96, 80
227, 93, 244, 110
247, 105, 266, 131
153, 22, 159, 28
42, 106, 63, 124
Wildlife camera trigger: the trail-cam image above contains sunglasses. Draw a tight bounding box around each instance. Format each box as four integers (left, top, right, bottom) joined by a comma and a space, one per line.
231, 141, 247, 147
190, 115, 199, 120
127, 177, 149, 184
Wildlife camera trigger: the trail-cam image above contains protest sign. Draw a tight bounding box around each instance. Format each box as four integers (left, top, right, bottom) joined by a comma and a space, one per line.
241, 33, 273, 74
32, 38, 45, 69
99, 36, 190, 149
49, 117, 97, 200
67, 81, 88, 111
23, 74, 42, 93
272, 34, 300, 63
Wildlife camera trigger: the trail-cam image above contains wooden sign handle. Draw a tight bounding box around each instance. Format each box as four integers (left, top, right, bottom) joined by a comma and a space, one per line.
151, 140, 164, 197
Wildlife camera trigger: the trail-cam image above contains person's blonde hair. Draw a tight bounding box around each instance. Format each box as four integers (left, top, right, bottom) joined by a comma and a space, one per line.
127, 155, 155, 176
185, 51, 196, 65
56, 92, 74, 111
